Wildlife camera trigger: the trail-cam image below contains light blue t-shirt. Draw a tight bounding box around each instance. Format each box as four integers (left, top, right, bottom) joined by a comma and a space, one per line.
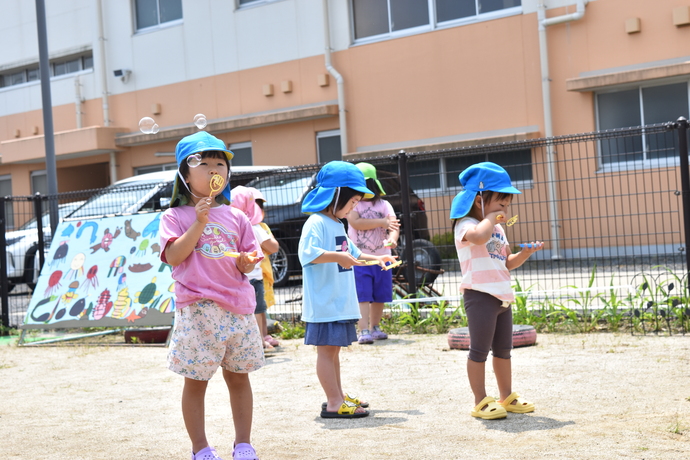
298, 212, 362, 323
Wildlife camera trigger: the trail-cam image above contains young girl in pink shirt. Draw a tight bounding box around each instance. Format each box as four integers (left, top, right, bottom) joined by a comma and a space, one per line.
160, 131, 263, 460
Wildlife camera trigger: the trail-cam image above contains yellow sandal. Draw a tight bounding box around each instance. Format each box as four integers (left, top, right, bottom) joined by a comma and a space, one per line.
499, 392, 535, 413
470, 396, 507, 420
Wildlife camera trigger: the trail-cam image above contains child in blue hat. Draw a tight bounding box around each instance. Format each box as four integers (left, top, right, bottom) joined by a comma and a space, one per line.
299, 161, 396, 419
450, 162, 543, 420
159, 131, 264, 460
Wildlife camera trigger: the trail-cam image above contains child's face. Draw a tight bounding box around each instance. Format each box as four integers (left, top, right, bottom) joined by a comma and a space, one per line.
183, 152, 229, 199
334, 195, 362, 219
483, 194, 513, 216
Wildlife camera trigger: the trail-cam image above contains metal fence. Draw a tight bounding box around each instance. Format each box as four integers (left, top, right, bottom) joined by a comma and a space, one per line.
2, 119, 690, 328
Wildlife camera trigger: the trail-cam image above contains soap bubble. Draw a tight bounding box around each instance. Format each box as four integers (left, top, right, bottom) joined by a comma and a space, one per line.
193, 114, 207, 130
187, 153, 202, 168
139, 117, 156, 134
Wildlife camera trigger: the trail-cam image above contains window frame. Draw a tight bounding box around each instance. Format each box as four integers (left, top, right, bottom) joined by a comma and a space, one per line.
316, 129, 342, 164
0, 53, 93, 90
134, 0, 183, 33
229, 141, 254, 167
350, 0, 522, 45
0, 175, 14, 230
397, 151, 533, 198
595, 79, 690, 172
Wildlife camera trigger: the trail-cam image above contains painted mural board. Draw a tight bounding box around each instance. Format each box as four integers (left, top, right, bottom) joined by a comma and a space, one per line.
22, 212, 175, 329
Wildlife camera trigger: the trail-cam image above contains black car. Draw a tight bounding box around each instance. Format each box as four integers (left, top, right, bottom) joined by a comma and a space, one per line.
245, 169, 440, 287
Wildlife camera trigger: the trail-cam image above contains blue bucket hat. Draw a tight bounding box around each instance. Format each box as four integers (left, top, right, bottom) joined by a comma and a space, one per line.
449, 162, 521, 219
170, 131, 234, 207
301, 161, 375, 214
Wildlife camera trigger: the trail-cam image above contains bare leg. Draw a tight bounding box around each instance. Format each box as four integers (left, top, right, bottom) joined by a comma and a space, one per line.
181, 377, 209, 454
467, 359, 487, 406
357, 302, 370, 332
223, 370, 253, 445
317, 345, 366, 414
370, 302, 385, 328
493, 357, 513, 403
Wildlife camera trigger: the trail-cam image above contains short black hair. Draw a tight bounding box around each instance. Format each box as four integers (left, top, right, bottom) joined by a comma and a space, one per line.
328, 186, 364, 213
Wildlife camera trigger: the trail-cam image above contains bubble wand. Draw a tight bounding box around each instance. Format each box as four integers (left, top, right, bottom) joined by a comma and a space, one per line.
209, 174, 225, 198
497, 214, 518, 227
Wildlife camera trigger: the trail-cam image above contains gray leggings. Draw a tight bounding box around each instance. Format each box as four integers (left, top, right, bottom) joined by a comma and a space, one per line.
463, 289, 513, 362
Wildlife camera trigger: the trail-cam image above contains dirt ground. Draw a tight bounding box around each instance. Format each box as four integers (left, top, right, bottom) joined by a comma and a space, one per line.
1, 332, 689, 460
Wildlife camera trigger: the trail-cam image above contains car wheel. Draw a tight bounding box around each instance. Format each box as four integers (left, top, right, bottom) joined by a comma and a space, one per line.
270, 240, 290, 288
25, 247, 42, 291
396, 239, 442, 285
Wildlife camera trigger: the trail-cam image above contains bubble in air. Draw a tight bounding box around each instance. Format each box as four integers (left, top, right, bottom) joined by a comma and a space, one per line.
193, 114, 207, 130
187, 154, 202, 168
139, 117, 157, 134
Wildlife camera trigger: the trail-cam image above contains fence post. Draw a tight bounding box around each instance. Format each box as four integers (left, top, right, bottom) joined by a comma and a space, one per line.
397, 150, 417, 296
0, 197, 8, 329
677, 117, 690, 276
34, 194, 46, 271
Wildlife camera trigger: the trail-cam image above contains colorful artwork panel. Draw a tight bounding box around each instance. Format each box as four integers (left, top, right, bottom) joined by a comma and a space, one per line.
22, 213, 175, 329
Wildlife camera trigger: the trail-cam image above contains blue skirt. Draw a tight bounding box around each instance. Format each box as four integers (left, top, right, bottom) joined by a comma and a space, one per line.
304, 320, 358, 347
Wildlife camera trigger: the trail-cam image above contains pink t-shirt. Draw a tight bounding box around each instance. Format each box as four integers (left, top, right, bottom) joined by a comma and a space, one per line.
455, 217, 514, 303
347, 199, 396, 256
159, 205, 264, 314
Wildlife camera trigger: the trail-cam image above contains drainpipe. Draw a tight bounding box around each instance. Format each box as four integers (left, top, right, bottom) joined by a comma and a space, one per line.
322, 0, 348, 156
74, 76, 82, 129
97, 0, 109, 128
537, 0, 587, 260
97, 0, 117, 183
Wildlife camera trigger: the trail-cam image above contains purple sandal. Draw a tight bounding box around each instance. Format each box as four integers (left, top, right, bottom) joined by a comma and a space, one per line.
233, 443, 259, 460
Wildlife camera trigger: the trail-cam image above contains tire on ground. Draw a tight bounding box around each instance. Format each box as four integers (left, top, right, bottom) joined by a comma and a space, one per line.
447, 324, 537, 350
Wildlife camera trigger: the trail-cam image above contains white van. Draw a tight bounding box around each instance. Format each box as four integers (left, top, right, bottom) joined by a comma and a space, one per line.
6, 166, 283, 290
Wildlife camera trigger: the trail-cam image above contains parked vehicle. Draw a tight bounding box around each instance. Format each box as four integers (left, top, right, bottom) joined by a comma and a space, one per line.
246, 169, 440, 287
5, 166, 281, 291
6, 200, 85, 291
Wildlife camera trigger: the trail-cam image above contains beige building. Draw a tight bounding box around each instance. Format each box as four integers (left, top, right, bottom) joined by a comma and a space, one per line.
0, 0, 689, 229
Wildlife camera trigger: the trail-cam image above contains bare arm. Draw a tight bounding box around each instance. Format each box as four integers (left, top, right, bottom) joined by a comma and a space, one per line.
506, 242, 544, 270
347, 210, 400, 232
260, 236, 279, 255
463, 211, 505, 246
164, 199, 212, 266
311, 251, 364, 270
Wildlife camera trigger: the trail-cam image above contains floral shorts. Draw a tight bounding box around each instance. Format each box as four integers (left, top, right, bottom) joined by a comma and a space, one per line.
167, 300, 265, 381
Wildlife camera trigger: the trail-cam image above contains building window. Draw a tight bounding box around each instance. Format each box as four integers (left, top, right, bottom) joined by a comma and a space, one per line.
0, 175, 14, 229
317, 130, 342, 163
135, 163, 177, 175
229, 142, 253, 167
135, 0, 183, 31
596, 81, 690, 165
352, 0, 521, 41
238, 0, 280, 6
52, 55, 93, 77
0, 53, 93, 89
379, 149, 532, 193
31, 170, 47, 195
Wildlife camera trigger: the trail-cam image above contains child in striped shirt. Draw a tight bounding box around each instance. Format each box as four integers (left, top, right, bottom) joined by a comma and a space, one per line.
450, 162, 543, 420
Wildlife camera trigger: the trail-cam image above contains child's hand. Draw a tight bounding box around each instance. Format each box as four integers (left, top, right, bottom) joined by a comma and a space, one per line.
383, 238, 397, 249
195, 197, 213, 225
335, 252, 362, 270
367, 254, 397, 269
519, 242, 545, 256
385, 215, 400, 232
486, 211, 505, 225
237, 250, 259, 273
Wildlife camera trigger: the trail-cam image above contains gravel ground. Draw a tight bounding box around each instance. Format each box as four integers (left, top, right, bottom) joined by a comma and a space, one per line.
1, 332, 689, 460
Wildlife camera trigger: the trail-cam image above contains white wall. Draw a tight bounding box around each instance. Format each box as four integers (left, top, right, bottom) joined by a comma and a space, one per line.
0, 0, 339, 117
